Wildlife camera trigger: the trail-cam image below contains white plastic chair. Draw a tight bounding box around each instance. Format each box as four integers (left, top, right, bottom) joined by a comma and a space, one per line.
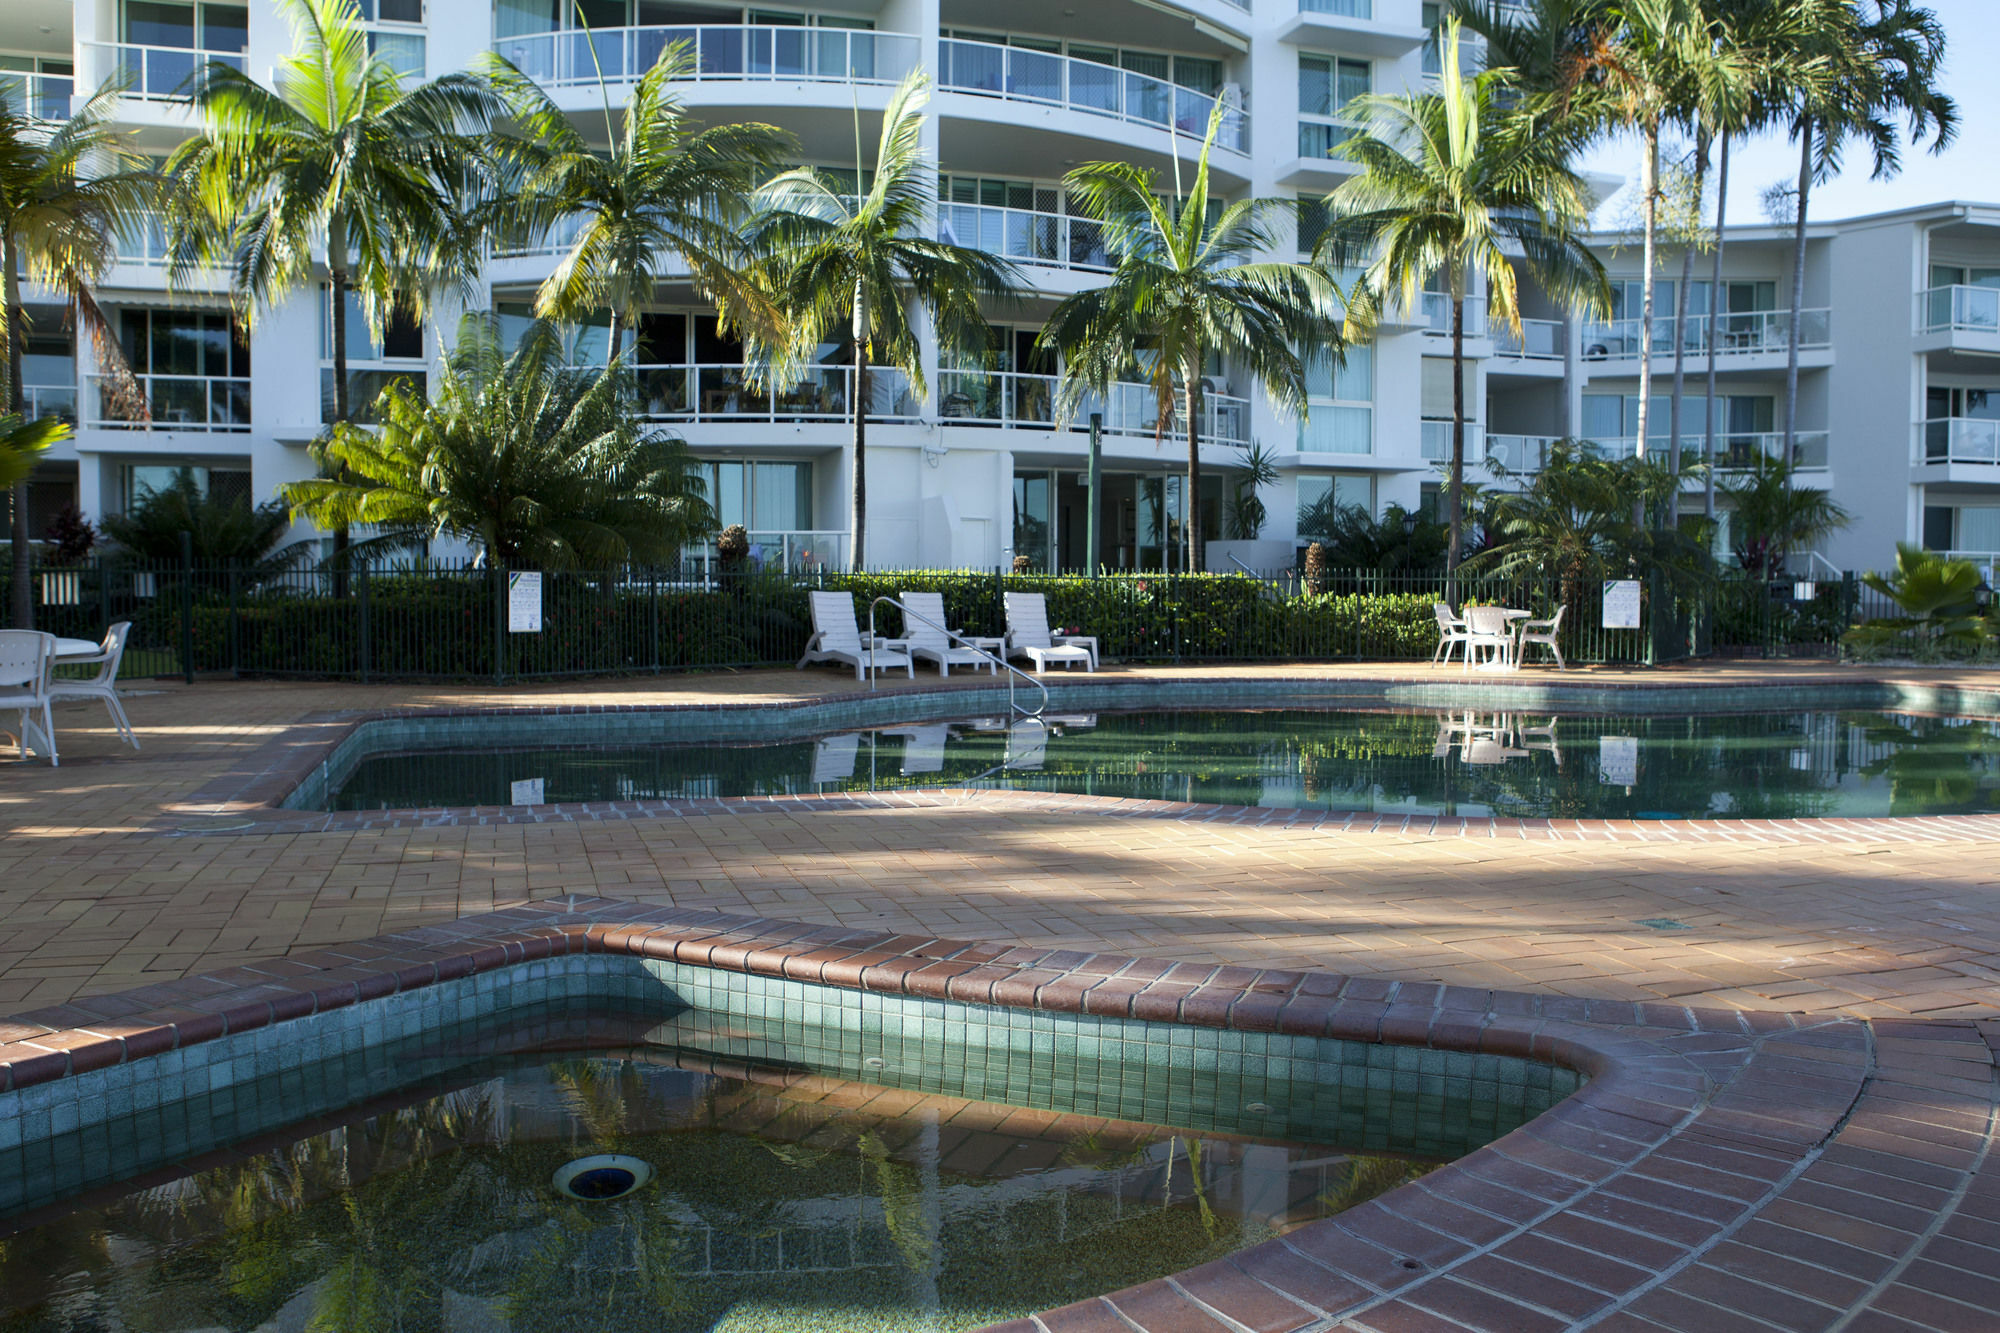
810, 733, 861, 784
1003, 592, 1093, 673
899, 591, 995, 676
1517, 605, 1568, 670
1432, 603, 1471, 665
49, 621, 139, 750
1461, 606, 1517, 671
0, 630, 59, 766
796, 591, 915, 680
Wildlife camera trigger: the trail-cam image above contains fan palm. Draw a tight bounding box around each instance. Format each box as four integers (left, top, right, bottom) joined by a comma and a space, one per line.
0, 86, 155, 627
1323, 22, 1605, 575
281, 314, 715, 569
747, 72, 1015, 572
1044, 106, 1341, 573
482, 43, 792, 358
165, 0, 501, 430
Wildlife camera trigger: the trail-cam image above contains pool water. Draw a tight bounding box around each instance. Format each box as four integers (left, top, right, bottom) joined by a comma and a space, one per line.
0, 1043, 1450, 1332
324, 707, 2000, 820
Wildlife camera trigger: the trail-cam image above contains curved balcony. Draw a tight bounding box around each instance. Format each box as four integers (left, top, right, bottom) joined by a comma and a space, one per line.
494, 25, 918, 94
937, 40, 1250, 157
937, 370, 1249, 448
936, 203, 1110, 278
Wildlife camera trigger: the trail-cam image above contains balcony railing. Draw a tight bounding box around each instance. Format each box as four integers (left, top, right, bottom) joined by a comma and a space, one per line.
1420, 420, 1483, 462
91, 43, 246, 100
940, 41, 1249, 154
0, 71, 72, 118
1483, 434, 1560, 475
1918, 284, 2000, 335
1492, 318, 1563, 359
88, 374, 250, 431
1301, 0, 1373, 17
634, 363, 915, 422
936, 370, 1250, 447
936, 203, 1110, 273
1296, 119, 1358, 161
1482, 432, 1830, 475
1918, 417, 2000, 465
496, 24, 918, 90
21, 384, 77, 424
1580, 308, 1830, 360
1419, 292, 1488, 338
684, 529, 848, 573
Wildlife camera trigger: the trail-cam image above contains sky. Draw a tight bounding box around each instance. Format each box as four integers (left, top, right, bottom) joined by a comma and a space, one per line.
1580, 0, 1999, 228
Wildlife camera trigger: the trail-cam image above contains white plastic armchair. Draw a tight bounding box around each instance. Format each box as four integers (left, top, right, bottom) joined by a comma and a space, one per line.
797, 591, 915, 680
0, 630, 58, 766
1003, 592, 1093, 673
49, 621, 139, 749
1517, 605, 1567, 670
1432, 602, 1470, 665
1461, 606, 1517, 671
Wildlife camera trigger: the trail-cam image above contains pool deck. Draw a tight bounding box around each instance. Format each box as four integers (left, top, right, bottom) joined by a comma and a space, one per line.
3, 659, 2000, 1330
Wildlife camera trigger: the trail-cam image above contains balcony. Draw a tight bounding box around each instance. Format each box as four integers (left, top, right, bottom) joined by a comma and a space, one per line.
495, 25, 918, 92
1916, 417, 2000, 466
1420, 420, 1483, 463
1917, 284, 2000, 335
89, 43, 246, 101
1483, 433, 1559, 476
21, 384, 77, 425
1281, 0, 1429, 59
1588, 432, 1830, 471
938, 41, 1249, 156
1492, 318, 1564, 360
936, 371, 1250, 448
1580, 308, 1830, 362
1419, 293, 1488, 338
88, 374, 251, 432
0, 71, 72, 118
936, 204, 1110, 275
634, 363, 915, 423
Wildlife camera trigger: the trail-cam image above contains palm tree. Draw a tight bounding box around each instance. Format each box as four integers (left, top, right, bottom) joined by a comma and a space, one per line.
1777, 0, 1953, 489
482, 42, 792, 360
282, 314, 715, 569
0, 86, 154, 628
1045, 107, 1341, 574
1721, 456, 1850, 577
1324, 22, 1606, 575
166, 0, 500, 433
747, 72, 1014, 572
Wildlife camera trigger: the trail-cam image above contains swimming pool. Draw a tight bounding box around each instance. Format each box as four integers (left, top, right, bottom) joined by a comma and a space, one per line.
314, 706, 2000, 820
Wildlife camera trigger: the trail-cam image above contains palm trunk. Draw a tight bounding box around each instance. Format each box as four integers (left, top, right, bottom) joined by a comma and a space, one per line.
1781, 125, 1812, 576
1704, 129, 1729, 521
1634, 124, 1659, 528
328, 220, 352, 593
6, 234, 34, 629
849, 281, 868, 573
1184, 351, 1204, 573
606, 309, 624, 370
1447, 289, 1466, 579
1667, 124, 1708, 528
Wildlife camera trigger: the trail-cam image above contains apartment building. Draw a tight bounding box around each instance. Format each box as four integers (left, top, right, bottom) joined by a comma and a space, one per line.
3, 0, 1994, 577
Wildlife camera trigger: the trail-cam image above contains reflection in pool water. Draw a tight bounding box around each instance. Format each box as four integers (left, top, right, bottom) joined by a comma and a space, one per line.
323, 707, 2000, 821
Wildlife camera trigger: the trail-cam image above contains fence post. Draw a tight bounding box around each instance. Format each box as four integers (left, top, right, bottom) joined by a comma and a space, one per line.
492, 566, 506, 685
178, 532, 195, 685
357, 563, 371, 684
227, 562, 240, 678
97, 556, 111, 639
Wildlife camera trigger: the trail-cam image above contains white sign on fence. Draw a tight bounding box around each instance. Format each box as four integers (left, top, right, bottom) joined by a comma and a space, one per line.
1793, 581, 1817, 602
1602, 579, 1642, 630
509, 777, 545, 806
507, 571, 543, 633
1599, 735, 1639, 787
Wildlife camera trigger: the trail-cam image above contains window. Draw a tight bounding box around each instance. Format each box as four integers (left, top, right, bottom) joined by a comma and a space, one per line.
1299, 56, 1367, 158
322, 288, 424, 362
122, 0, 247, 51
122, 464, 251, 513
695, 460, 813, 532
1298, 473, 1372, 527
1296, 197, 1330, 256
1297, 343, 1372, 454
121, 309, 249, 378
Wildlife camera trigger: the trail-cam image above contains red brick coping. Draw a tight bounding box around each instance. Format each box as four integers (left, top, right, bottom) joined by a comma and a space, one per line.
2, 896, 1995, 1330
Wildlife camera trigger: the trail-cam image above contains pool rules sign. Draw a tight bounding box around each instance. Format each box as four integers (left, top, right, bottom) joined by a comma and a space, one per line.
508, 572, 543, 633
1602, 579, 1641, 630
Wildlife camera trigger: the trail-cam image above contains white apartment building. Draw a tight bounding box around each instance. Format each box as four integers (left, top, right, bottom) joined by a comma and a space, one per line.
3, 0, 1995, 576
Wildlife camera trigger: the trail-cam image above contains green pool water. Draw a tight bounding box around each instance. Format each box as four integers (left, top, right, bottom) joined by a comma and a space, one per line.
324, 707, 2000, 820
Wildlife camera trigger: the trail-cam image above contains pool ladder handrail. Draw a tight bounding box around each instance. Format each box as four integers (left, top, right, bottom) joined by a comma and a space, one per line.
866, 595, 1048, 719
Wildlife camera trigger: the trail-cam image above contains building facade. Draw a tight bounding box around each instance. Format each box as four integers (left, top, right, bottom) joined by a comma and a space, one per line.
3, 0, 1995, 576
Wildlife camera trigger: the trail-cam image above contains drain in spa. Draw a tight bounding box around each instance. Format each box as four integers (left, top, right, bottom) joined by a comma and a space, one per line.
553, 1153, 652, 1200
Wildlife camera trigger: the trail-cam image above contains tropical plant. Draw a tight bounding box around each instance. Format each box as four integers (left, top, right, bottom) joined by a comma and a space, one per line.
1298, 499, 1451, 572
1721, 456, 1851, 576
1323, 22, 1605, 573
99, 469, 304, 576
165, 0, 500, 431
42, 503, 96, 566
1225, 443, 1280, 540
482, 43, 791, 357
0, 86, 155, 627
1044, 105, 1341, 573
1846, 544, 1992, 658
0, 411, 67, 491
282, 314, 715, 569
748, 72, 1015, 572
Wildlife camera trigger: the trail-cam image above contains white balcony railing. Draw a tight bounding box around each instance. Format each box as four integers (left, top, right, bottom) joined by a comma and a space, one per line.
1580, 308, 1830, 360
1918, 417, 2000, 465
1482, 431, 1831, 475
936, 203, 1111, 273
1420, 419, 1483, 462
1419, 292, 1488, 337
936, 370, 1250, 447
1483, 434, 1561, 475
21, 384, 77, 424
495, 24, 918, 91
88, 374, 250, 431
1917, 284, 2000, 335
684, 529, 848, 574
1301, 0, 1373, 16
1492, 318, 1563, 359
634, 363, 915, 423
0, 71, 72, 118
90, 43, 246, 100
939, 40, 1249, 155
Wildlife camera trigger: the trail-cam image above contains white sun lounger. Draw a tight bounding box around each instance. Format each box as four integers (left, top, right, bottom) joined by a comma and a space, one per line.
1003, 592, 1093, 673
899, 591, 998, 676
797, 591, 915, 680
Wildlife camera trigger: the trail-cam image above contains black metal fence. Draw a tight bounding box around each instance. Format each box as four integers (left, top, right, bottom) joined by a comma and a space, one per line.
0, 557, 1873, 683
